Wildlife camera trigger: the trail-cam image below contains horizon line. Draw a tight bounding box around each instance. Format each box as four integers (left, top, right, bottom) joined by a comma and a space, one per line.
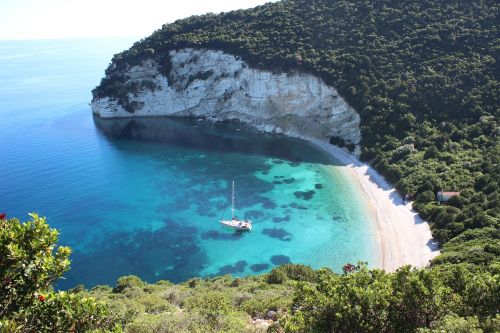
0, 35, 143, 43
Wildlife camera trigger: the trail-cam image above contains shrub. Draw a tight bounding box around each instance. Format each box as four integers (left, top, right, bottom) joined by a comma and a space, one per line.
267, 268, 288, 284
113, 275, 145, 293
0, 214, 115, 332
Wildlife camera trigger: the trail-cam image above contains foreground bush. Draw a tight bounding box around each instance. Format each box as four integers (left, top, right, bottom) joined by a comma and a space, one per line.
2, 213, 498, 332
273, 264, 499, 333
0, 214, 117, 332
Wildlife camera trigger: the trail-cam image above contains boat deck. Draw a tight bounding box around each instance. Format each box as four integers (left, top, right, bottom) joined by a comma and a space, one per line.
220, 219, 252, 231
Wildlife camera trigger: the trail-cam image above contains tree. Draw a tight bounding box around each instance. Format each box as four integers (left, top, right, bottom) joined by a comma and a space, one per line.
424, 145, 439, 159
0, 213, 71, 316
0, 213, 117, 332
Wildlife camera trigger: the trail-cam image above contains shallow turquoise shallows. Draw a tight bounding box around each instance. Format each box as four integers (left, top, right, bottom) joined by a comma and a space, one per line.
0, 39, 377, 289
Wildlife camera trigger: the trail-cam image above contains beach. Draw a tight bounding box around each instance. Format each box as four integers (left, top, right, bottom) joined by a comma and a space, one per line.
307, 138, 440, 271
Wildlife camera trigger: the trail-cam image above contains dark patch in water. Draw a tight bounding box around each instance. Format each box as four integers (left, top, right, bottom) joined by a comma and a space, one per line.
245, 210, 264, 220
271, 255, 291, 265
60, 219, 206, 289
290, 203, 308, 210
261, 171, 270, 175
217, 260, 247, 275
315, 183, 324, 189
201, 230, 244, 241
94, 116, 332, 165
215, 201, 227, 210
283, 178, 295, 184
274, 176, 285, 179
332, 213, 342, 222
273, 181, 283, 185
263, 228, 293, 241
272, 216, 290, 223
250, 264, 270, 272
261, 198, 277, 209
288, 161, 301, 167
173, 197, 191, 211
281, 204, 288, 208
293, 190, 315, 200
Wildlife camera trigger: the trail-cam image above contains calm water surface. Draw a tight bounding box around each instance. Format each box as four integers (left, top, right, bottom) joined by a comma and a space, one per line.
0, 39, 377, 289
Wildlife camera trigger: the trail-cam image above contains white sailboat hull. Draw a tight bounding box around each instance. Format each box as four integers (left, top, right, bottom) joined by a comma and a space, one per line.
220, 180, 253, 231
220, 219, 252, 231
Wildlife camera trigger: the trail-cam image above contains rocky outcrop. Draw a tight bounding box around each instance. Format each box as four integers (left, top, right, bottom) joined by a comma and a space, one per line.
91, 48, 361, 146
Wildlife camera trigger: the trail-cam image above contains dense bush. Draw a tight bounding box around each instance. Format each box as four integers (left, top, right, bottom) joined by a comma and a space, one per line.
89, 269, 294, 332
0, 214, 117, 332
273, 264, 499, 333
267, 264, 317, 284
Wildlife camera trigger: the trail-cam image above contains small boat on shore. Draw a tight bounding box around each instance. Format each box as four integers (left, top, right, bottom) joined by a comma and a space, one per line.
220, 180, 252, 231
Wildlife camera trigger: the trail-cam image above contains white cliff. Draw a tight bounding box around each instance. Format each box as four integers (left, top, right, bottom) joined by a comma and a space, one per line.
91, 48, 361, 145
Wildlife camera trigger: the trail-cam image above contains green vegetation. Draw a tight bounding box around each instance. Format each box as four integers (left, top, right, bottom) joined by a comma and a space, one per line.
0, 213, 290, 332
92, 0, 499, 268
84, 264, 500, 333
2, 214, 499, 332
6, 0, 499, 331
0, 214, 118, 332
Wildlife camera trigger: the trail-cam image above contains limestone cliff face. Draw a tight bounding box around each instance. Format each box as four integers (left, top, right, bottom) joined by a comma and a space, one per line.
91, 48, 361, 145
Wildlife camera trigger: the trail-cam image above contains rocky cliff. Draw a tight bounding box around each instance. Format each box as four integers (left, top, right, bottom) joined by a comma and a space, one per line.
91, 48, 361, 146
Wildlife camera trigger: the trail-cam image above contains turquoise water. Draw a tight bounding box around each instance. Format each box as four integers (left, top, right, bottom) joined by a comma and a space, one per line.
0, 39, 377, 289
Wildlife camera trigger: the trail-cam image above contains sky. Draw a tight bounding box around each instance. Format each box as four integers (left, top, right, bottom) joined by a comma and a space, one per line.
0, 0, 278, 40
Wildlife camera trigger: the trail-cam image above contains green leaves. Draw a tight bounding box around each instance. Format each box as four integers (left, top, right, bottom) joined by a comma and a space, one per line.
281, 264, 499, 332
0, 214, 71, 316
10, 292, 113, 333
0, 214, 116, 333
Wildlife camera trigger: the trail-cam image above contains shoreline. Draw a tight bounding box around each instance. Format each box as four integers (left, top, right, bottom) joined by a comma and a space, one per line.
306, 138, 440, 271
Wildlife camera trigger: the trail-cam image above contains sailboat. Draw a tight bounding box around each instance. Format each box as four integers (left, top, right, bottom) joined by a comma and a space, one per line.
220, 180, 252, 231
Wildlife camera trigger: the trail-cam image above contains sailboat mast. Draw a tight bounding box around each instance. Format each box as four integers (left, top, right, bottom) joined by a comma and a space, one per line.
231, 180, 235, 219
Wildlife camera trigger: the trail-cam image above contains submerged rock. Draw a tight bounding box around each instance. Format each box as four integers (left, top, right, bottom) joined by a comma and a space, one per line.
270, 255, 291, 265
293, 190, 315, 200
201, 230, 244, 241
263, 228, 293, 241
250, 263, 270, 272
244, 210, 265, 220
272, 216, 290, 223
217, 260, 247, 275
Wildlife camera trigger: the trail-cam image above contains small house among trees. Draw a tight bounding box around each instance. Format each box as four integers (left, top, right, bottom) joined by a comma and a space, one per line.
437, 191, 460, 202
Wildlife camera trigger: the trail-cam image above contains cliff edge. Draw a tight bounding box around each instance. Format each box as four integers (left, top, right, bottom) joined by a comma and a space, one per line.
91, 48, 361, 148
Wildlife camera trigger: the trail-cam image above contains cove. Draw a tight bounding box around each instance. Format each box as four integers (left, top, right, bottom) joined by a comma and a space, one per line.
0, 38, 377, 290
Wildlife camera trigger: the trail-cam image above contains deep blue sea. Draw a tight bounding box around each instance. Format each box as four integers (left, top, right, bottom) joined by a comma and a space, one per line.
0, 39, 377, 289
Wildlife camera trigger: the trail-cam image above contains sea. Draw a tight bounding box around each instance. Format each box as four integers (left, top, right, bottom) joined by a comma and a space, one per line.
0, 38, 378, 289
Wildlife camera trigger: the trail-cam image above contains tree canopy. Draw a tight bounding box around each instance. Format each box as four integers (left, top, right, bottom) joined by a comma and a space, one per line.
0, 214, 118, 332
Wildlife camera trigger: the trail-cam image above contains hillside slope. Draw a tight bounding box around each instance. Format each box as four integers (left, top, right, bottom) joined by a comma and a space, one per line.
4, 214, 499, 333
92, 0, 499, 267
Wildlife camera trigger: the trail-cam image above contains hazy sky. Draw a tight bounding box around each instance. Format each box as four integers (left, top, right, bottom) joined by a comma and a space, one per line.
0, 0, 278, 40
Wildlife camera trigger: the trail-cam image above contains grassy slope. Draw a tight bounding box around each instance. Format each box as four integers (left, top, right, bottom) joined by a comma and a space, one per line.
84, 264, 499, 332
